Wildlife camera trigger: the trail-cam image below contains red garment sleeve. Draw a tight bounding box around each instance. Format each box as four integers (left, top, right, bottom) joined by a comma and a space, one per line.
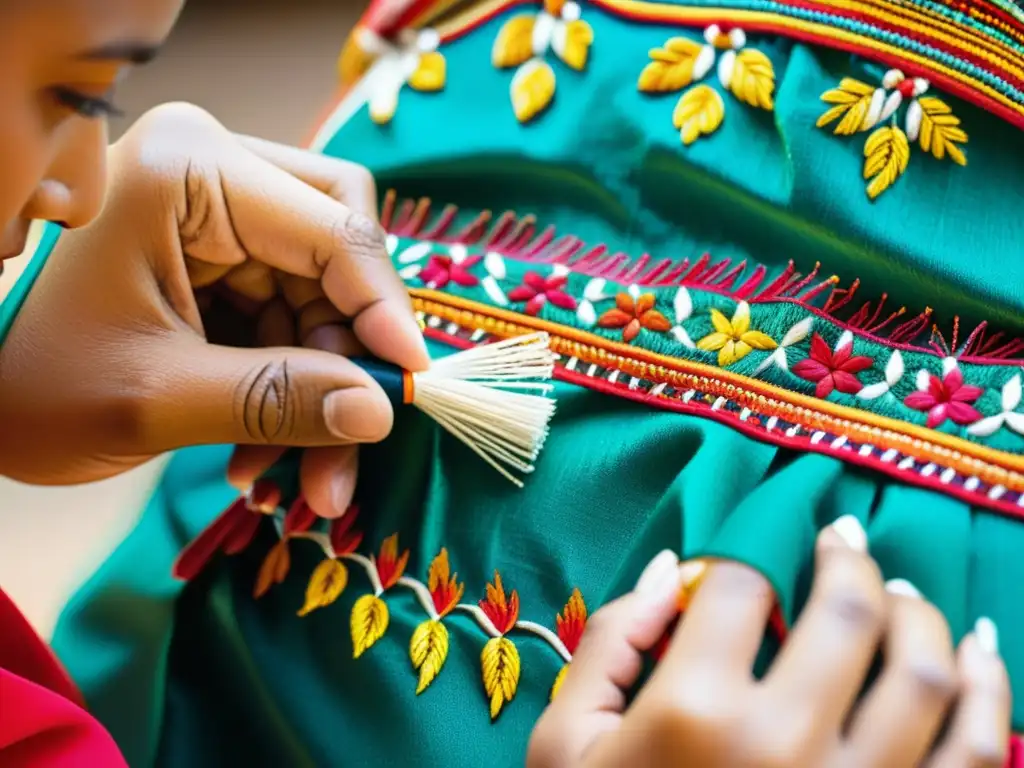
0, 589, 127, 767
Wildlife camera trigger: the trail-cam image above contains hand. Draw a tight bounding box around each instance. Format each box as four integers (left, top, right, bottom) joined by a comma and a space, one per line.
529, 518, 1011, 768
0, 103, 429, 517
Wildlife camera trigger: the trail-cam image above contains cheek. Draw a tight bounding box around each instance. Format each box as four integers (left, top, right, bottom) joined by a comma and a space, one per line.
0, 89, 51, 230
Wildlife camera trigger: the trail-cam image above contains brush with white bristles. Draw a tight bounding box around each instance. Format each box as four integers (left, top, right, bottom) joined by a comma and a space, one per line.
353, 332, 557, 487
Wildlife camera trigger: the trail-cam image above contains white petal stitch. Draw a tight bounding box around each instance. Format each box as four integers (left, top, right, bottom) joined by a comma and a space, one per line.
859, 350, 905, 401
582, 278, 607, 302
717, 50, 737, 89
1003, 375, 1022, 411
885, 350, 905, 384
916, 369, 933, 391
835, 330, 854, 352
576, 300, 597, 327
968, 415, 1005, 438
968, 375, 1024, 437
481, 276, 509, 307
672, 326, 695, 348
484, 251, 507, 280
673, 286, 693, 323
396, 241, 432, 264
780, 317, 814, 348
532, 12, 557, 56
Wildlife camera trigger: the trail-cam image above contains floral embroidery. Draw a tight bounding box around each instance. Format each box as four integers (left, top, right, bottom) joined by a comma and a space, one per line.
419, 251, 482, 289
254, 497, 320, 598
492, 0, 593, 123
361, 28, 446, 125
969, 375, 1024, 438
904, 363, 983, 428
410, 549, 465, 694
298, 507, 364, 617
479, 572, 522, 719
351, 534, 410, 658
550, 589, 587, 700
696, 301, 777, 366
755, 317, 814, 375
509, 271, 577, 315
793, 332, 873, 398
638, 26, 774, 145
858, 350, 905, 401
597, 292, 672, 343
817, 69, 967, 199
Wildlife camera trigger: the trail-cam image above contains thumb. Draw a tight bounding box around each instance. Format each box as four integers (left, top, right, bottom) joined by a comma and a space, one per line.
146, 341, 395, 450
528, 551, 686, 768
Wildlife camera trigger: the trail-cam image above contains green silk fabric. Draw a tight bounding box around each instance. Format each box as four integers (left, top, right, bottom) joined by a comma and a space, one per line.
41, 8, 1024, 767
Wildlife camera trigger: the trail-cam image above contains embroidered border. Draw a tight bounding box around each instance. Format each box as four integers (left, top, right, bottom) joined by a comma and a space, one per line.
410, 0, 1024, 130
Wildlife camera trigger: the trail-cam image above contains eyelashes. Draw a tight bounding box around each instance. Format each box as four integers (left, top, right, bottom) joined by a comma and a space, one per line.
50, 87, 124, 119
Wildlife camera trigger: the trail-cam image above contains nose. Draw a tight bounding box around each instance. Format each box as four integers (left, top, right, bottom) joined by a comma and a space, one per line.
21, 117, 108, 229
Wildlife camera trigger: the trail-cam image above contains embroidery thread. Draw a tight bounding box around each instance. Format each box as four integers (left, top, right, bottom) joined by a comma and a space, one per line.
817, 69, 968, 199
638, 26, 775, 145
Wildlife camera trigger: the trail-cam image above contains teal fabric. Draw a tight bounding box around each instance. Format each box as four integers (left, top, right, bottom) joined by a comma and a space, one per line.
0, 223, 61, 344
49, 7, 1024, 767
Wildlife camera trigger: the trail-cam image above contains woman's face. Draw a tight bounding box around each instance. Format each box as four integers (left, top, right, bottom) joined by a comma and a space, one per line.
0, 0, 183, 264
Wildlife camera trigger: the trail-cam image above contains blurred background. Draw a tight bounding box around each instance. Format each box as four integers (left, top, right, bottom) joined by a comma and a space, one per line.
0, 0, 363, 638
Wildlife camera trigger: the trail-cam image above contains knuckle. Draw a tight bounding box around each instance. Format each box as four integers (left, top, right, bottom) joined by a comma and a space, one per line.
822, 586, 885, 632
902, 657, 959, 702
964, 739, 1008, 768
237, 360, 294, 443
325, 210, 388, 267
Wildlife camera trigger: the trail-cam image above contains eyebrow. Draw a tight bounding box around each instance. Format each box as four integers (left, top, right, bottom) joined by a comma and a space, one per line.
78, 42, 162, 65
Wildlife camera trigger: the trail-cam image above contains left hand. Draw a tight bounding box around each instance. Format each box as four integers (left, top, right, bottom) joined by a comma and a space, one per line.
0, 103, 429, 517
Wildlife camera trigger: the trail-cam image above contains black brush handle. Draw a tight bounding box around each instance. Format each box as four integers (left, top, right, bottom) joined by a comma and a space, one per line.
350, 357, 408, 409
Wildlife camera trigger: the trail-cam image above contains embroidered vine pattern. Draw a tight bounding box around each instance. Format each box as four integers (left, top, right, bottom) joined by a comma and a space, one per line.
357, 27, 446, 125
637, 25, 775, 145
817, 69, 968, 199
212, 498, 589, 721
492, 0, 594, 123
388, 239, 1024, 441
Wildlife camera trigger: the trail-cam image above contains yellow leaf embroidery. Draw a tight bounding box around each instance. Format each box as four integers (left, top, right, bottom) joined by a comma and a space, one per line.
638, 37, 708, 93
863, 125, 910, 200
724, 48, 774, 110
254, 539, 290, 599
297, 559, 349, 617
481, 636, 521, 720
917, 96, 967, 166
410, 619, 450, 694
673, 85, 725, 145
553, 19, 594, 71
493, 14, 536, 68
816, 78, 877, 135
511, 59, 556, 124
408, 52, 446, 92
351, 594, 389, 658
550, 664, 569, 701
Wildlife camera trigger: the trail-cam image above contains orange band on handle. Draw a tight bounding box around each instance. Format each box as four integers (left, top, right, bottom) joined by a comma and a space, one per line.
402, 371, 415, 405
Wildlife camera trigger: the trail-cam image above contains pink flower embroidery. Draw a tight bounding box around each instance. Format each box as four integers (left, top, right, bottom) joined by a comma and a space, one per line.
418, 253, 481, 289
904, 366, 983, 428
507, 272, 577, 316
792, 333, 873, 398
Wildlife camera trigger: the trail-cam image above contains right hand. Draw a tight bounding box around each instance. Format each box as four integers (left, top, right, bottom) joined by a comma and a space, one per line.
528, 516, 1012, 768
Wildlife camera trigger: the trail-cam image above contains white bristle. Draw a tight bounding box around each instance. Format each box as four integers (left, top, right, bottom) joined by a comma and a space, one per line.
411, 333, 557, 487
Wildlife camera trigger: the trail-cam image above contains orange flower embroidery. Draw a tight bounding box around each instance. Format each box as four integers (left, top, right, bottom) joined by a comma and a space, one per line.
428, 548, 465, 618
480, 571, 520, 634
373, 533, 410, 591
556, 588, 587, 654
597, 292, 672, 343
329, 505, 363, 556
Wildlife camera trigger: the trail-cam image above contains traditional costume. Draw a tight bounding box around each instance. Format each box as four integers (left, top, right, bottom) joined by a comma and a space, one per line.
18, 0, 1024, 763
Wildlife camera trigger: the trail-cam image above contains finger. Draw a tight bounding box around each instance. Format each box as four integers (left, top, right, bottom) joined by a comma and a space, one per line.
528, 551, 687, 768
927, 619, 1011, 768
256, 297, 298, 348
654, 559, 775, 687
192, 147, 428, 372
236, 135, 379, 216
300, 445, 359, 518
222, 261, 278, 303
148, 340, 394, 449
843, 579, 958, 767
303, 323, 367, 357
227, 445, 288, 490
298, 299, 348, 343
765, 516, 885, 730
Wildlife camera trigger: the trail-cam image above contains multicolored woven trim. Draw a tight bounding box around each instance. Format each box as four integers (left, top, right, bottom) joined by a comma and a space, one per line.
378, 192, 1024, 519
340, 0, 1024, 130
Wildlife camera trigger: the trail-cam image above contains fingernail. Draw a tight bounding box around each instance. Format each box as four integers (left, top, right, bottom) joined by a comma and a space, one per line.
885, 578, 921, 598
635, 550, 679, 595
830, 515, 867, 552
679, 559, 708, 587
975, 617, 999, 655
323, 388, 392, 441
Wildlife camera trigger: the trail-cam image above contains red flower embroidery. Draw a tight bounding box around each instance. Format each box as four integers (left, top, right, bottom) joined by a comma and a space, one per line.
597, 292, 672, 343
904, 366, 983, 428
418, 253, 481, 289
329, 506, 363, 556
283, 496, 318, 536
480, 571, 520, 635
373, 533, 410, 591
507, 272, 578, 315
555, 589, 587, 655
792, 333, 873, 398
172, 480, 280, 581
427, 548, 465, 618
